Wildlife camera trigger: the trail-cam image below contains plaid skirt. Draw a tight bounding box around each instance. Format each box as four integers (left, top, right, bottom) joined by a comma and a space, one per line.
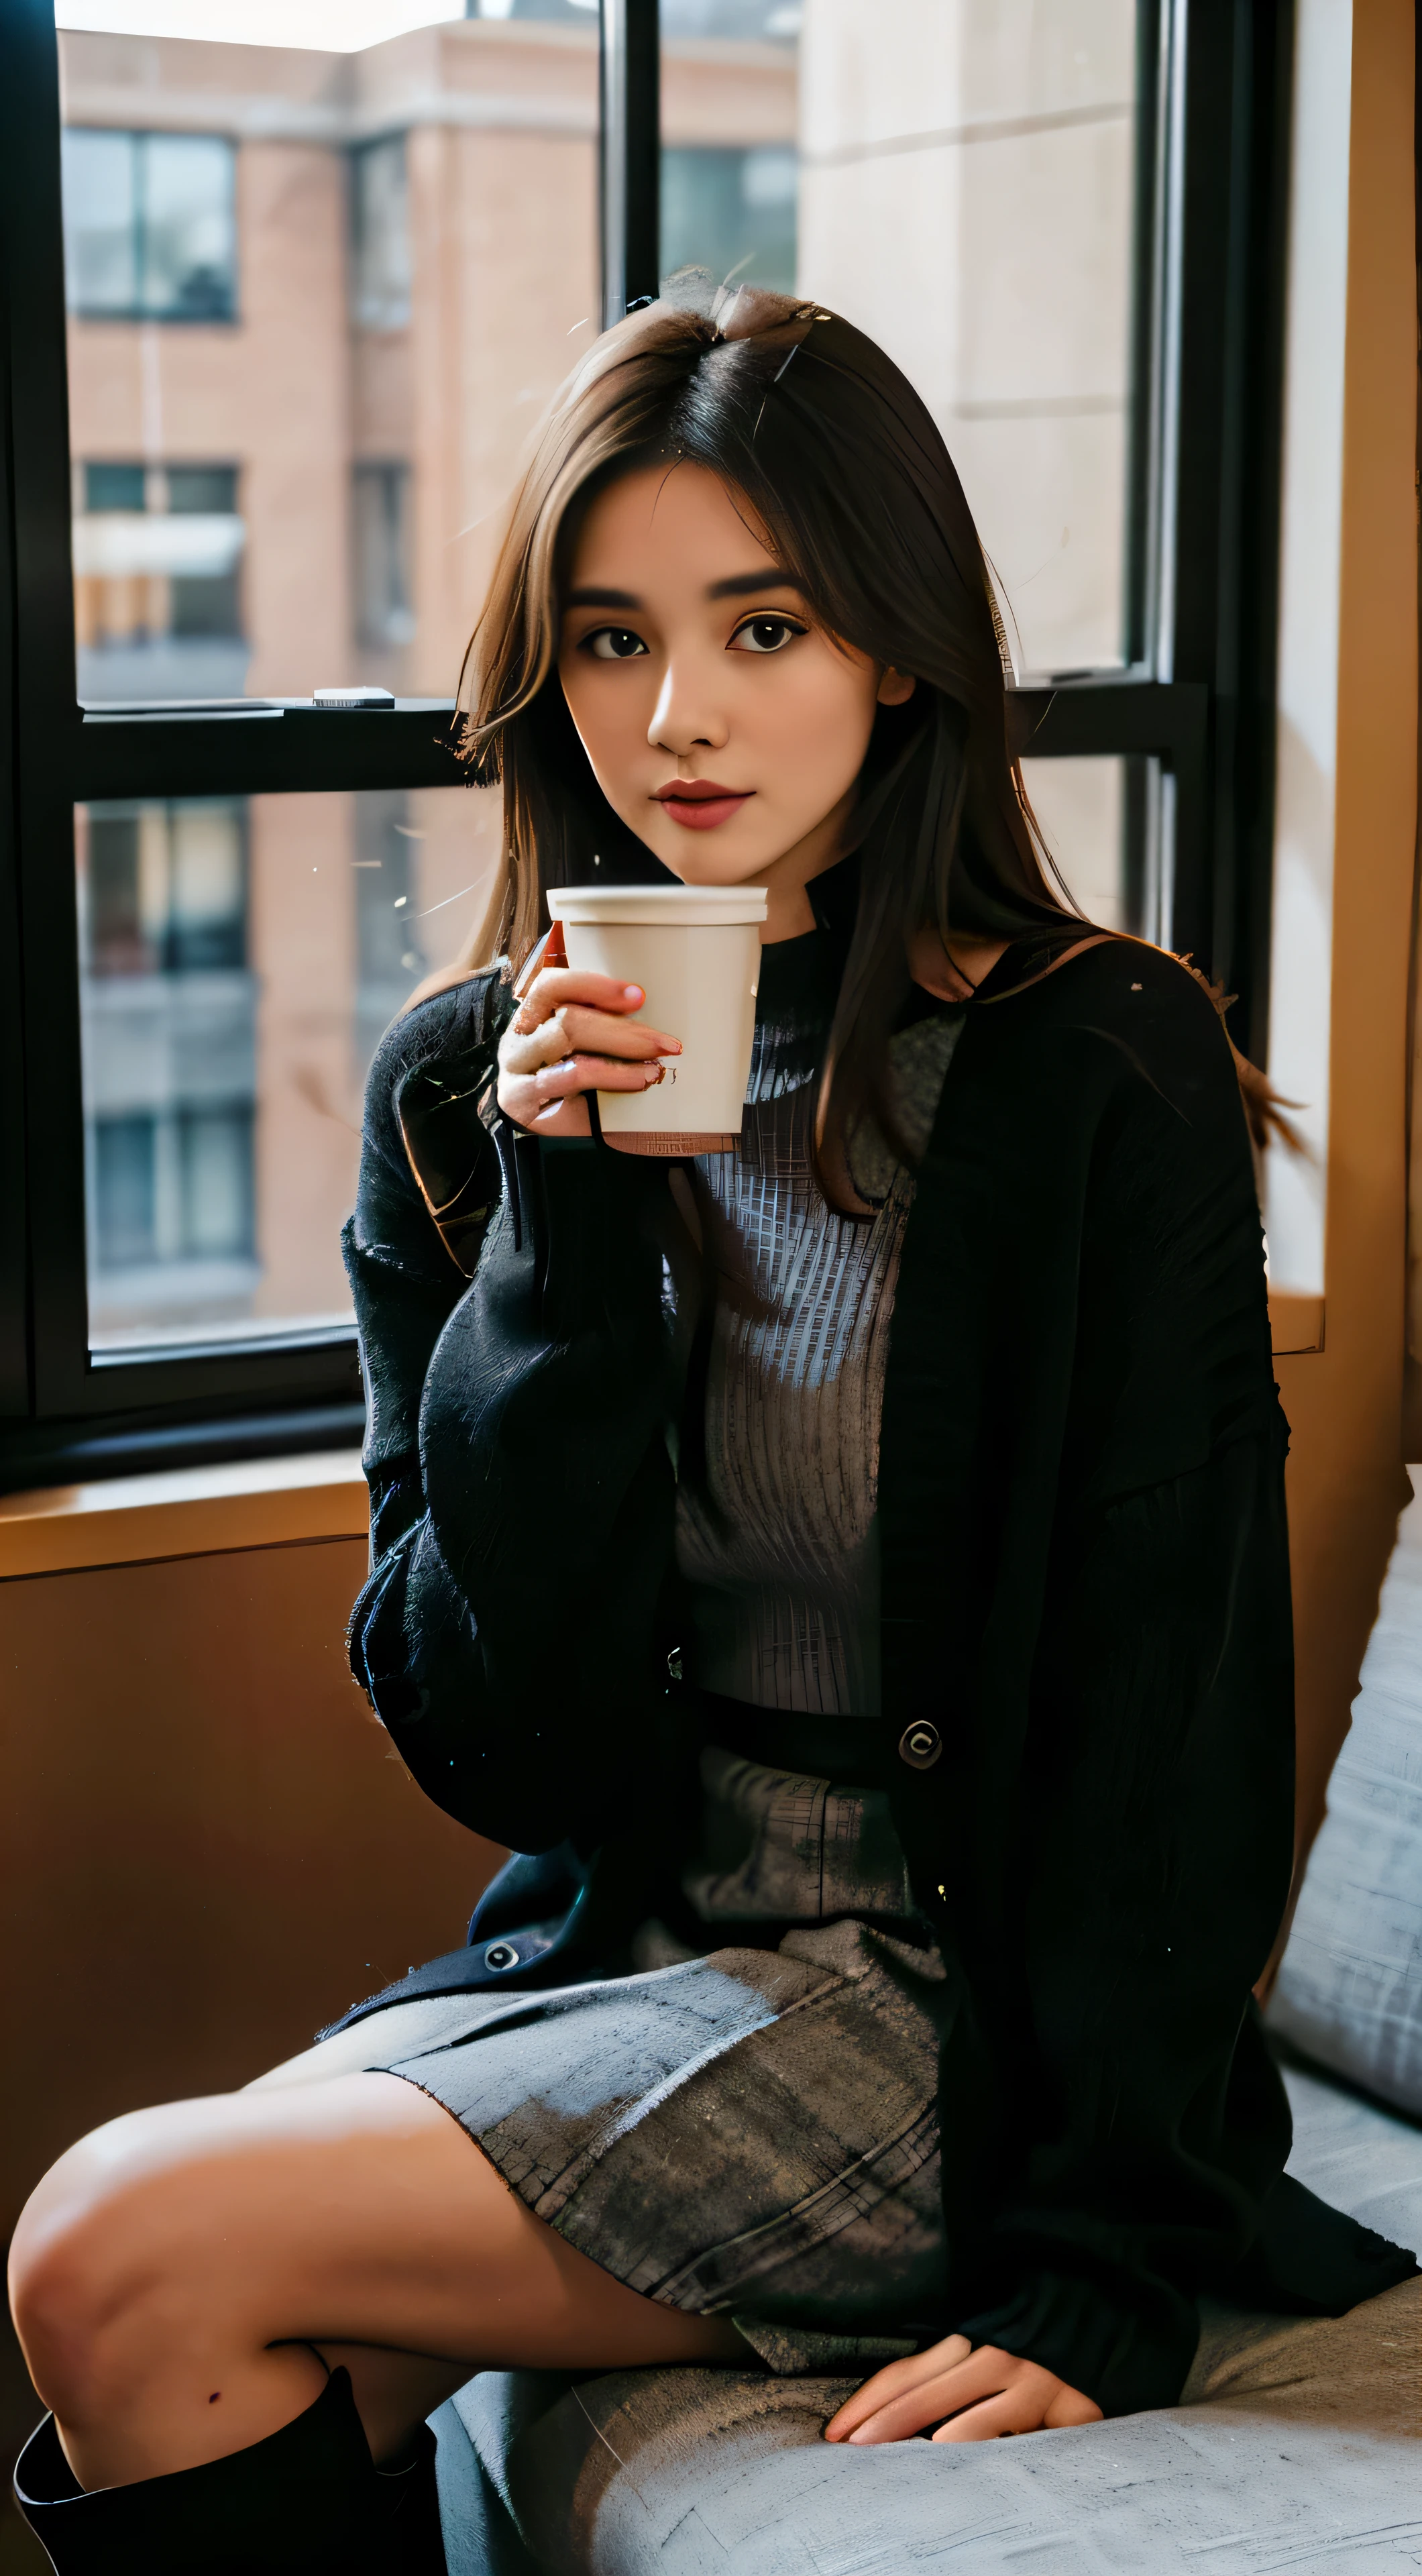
333, 1745, 954, 2373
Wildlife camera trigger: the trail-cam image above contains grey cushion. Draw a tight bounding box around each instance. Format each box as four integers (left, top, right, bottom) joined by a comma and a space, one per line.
1269, 1487, 1422, 2114
431, 2061, 1421, 2575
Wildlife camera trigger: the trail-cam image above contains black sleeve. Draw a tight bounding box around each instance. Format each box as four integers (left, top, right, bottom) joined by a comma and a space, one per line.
947, 1424, 1299, 2414
346, 986, 688, 1853
341, 977, 502, 1565
926, 965, 1413, 2412
921, 966, 1301, 2412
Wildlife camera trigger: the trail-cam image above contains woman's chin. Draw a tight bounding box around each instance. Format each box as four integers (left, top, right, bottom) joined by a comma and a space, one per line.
655, 839, 784, 889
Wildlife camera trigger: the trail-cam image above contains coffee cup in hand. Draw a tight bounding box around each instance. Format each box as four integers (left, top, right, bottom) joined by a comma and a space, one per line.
547, 883, 767, 1152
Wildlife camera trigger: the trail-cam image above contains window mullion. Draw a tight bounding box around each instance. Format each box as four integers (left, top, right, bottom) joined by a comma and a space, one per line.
600, 0, 659, 330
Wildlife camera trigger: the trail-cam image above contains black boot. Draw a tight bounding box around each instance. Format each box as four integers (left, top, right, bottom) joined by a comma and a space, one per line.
13, 2365, 429, 2573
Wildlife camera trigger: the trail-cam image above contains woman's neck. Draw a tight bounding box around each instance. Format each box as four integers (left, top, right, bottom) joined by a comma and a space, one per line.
748, 788, 859, 943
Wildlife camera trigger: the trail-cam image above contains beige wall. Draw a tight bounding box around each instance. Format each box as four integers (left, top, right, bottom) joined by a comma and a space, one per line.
0, 1521, 501, 2562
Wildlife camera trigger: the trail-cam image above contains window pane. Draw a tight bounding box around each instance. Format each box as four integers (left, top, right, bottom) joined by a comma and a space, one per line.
94, 1116, 157, 1268
1020, 754, 1127, 932
59, 7, 598, 702
62, 128, 139, 315
353, 462, 414, 649
1019, 752, 1172, 945
661, 146, 798, 292
661, 0, 1145, 679
351, 136, 411, 330
140, 132, 237, 320
77, 784, 499, 1354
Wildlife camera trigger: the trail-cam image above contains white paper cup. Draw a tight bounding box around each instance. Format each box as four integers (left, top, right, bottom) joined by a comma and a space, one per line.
548, 882, 768, 1152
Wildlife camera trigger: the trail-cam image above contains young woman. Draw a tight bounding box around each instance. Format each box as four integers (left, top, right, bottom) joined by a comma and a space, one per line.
11, 286, 1413, 2574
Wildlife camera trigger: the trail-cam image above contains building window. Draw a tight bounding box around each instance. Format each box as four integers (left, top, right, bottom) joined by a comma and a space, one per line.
80, 800, 257, 1333
165, 465, 243, 642
175, 1105, 256, 1260
73, 461, 246, 702
353, 462, 415, 651
661, 144, 797, 295
80, 800, 248, 979
92, 1106, 255, 1271
350, 136, 411, 331
61, 129, 237, 323
93, 1114, 158, 1269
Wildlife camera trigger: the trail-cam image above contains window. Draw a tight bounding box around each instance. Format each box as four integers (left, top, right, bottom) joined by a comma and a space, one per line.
661, 147, 798, 292
0, 1, 1290, 1480
78, 798, 256, 1344
353, 464, 414, 655
350, 137, 411, 333
83, 800, 246, 978
61, 129, 236, 323
74, 462, 245, 702
57, 17, 598, 706
93, 1108, 255, 1275
75, 785, 494, 1361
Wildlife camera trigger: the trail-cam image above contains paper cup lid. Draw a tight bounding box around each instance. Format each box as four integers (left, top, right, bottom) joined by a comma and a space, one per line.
549, 883, 768, 928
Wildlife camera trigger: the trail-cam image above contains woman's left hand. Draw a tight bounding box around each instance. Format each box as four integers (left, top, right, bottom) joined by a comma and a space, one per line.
824, 2335, 1103, 2445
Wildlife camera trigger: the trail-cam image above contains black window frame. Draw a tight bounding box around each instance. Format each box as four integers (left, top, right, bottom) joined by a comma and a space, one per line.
0, 0, 1294, 1489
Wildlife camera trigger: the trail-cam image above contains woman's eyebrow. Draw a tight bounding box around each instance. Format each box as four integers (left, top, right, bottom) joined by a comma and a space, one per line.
707, 569, 806, 600
565, 571, 806, 609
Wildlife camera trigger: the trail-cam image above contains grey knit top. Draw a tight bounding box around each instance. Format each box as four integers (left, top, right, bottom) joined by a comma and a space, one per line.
675, 922, 963, 1719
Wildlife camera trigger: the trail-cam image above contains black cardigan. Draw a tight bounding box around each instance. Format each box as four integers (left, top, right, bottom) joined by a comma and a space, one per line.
342, 930, 1415, 2418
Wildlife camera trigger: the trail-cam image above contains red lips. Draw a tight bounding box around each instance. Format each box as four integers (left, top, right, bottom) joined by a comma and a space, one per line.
653, 778, 754, 831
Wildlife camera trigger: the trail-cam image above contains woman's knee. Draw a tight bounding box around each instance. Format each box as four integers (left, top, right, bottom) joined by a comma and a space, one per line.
9, 2104, 223, 2417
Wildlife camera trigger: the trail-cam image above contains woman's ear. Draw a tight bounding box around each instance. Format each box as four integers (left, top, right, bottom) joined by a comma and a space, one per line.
877, 666, 916, 707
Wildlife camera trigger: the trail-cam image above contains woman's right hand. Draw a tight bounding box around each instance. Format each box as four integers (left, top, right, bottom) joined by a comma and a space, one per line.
496, 961, 681, 1140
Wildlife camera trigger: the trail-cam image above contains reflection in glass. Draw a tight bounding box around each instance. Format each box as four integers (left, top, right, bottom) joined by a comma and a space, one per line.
77, 786, 499, 1354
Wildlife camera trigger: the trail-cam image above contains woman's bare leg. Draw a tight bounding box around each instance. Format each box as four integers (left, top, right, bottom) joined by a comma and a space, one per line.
8, 2070, 745, 2493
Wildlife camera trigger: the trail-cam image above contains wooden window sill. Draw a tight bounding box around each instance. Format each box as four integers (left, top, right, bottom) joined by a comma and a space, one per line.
0, 1450, 369, 1579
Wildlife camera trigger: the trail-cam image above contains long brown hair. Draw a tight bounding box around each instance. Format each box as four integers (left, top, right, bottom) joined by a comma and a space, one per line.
455, 278, 1081, 1194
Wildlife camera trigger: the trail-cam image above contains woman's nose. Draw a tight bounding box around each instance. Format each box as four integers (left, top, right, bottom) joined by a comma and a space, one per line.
647, 656, 729, 757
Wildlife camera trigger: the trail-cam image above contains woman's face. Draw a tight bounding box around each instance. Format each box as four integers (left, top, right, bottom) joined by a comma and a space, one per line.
557, 462, 913, 892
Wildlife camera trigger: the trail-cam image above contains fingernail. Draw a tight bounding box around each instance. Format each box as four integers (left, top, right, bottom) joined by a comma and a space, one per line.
644, 1064, 665, 1085
623, 984, 643, 1002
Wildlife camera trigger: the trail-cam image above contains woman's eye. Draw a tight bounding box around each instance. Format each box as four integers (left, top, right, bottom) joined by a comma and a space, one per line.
584, 627, 648, 661
730, 615, 806, 655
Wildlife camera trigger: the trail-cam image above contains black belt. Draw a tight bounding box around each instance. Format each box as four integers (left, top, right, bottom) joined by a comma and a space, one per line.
692, 1688, 900, 1792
